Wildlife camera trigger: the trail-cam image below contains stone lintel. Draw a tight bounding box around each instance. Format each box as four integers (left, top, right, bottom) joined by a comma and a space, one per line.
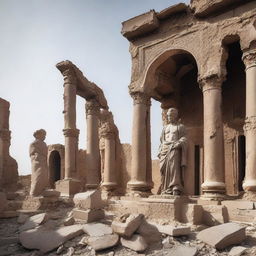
156, 3, 187, 20
121, 10, 159, 40
190, 0, 253, 18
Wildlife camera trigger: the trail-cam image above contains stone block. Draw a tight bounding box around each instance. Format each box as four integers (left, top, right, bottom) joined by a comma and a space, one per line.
87, 234, 119, 251
73, 190, 103, 210
157, 3, 187, 19
157, 225, 191, 236
63, 217, 75, 226
19, 224, 84, 253
181, 204, 203, 224
83, 223, 112, 237
121, 10, 159, 39
202, 205, 228, 226
136, 219, 161, 243
19, 212, 49, 232
167, 245, 197, 256
228, 246, 247, 256
197, 223, 246, 250
72, 208, 104, 222
222, 200, 254, 210
42, 189, 60, 198
55, 179, 82, 196
112, 213, 143, 238
121, 234, 148, 252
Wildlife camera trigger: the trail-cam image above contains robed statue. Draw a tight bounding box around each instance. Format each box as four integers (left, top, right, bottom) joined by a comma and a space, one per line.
158, 108, 187, 195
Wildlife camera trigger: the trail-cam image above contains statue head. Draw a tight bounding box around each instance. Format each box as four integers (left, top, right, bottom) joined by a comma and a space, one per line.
33, 129, 46, 141
167, 108, 178, 124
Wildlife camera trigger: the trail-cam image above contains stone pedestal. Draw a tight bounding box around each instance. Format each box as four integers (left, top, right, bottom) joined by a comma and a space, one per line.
199, 76, 225, 197
127, 92, 152, 194
85, 100, 101, 189
55, 179, 82, 196
242, 50, 256, 192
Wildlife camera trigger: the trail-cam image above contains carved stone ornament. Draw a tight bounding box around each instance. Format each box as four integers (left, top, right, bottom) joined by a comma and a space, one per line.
63, 68, 77, 85
198, 75, 224, 92
242, 50, 256, 69
63, 128, 80, 137
243, 116, 256, 134
131, 92, 151, 106
0, 129, 11, 141
86, 99, 100, 116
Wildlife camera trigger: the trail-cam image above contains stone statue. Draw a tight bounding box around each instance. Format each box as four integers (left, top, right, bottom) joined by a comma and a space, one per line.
29, 129, 48, 196
158, 108, 187, 195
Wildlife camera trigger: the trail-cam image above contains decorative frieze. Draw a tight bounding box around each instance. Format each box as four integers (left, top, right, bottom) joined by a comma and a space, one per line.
198, 75, 224, 92
63, 128, 80, 138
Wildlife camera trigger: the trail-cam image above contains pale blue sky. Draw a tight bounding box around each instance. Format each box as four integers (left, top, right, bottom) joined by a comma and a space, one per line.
0, 0, 188, 175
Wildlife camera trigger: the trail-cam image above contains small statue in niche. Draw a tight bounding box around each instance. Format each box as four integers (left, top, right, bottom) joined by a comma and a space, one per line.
158, 108, 187, 195
29, 129, 49, 196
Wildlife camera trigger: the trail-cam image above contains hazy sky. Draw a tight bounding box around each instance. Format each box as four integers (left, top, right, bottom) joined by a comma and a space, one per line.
0, 0, 188, 175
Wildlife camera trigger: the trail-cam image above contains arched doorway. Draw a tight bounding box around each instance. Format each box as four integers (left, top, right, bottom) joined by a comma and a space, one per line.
149, 49, 203, 195
49, 150, 61, 188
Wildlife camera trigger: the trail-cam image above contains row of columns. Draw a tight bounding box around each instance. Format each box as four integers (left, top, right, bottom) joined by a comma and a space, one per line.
128, 48, 256, 196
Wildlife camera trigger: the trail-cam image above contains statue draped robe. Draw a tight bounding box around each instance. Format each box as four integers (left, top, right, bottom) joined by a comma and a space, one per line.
158, 123, 187, 194
29, 139, 48, 196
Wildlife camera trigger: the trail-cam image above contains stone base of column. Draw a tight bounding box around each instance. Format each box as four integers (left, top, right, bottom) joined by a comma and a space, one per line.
85, 183, 99, 190
127, 180, 151, 193
243, 179, 256, 192
55, 179, 82, 196
201, 181, 226, 200
101, 182, 118, 192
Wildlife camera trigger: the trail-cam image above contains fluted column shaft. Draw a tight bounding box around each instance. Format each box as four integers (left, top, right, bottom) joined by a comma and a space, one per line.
86, 100, 100, 189
242, 50, 256, 191
128, 92, 152, 193
200, 76, 225, 196
63, 70, 79, 179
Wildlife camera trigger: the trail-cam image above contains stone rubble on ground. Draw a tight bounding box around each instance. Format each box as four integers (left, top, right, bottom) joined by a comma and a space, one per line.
19, 212, 49, 232
86, 233, 119, 251
120, 234, 148, 252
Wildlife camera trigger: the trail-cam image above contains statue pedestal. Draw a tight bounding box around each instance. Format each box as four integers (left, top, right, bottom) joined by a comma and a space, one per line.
55, 179, 82, 196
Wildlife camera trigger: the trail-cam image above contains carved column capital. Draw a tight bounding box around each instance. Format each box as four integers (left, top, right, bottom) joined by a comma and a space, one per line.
86, 99, 100, 116
198, 75, 224, 92
242, 49, 256, 69
99, 123, 116, 140
0, 129, 11, 142
63, 69, 77, 85
131, 92, 151, 106
63, 128, 79, 138
243, 116, 256, 134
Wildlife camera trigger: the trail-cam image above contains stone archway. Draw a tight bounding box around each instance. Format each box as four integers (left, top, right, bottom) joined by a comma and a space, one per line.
49, 150, 61, 185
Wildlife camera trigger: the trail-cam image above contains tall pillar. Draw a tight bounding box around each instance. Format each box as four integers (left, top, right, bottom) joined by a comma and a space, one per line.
199, 75, 226, 197
85, 99, 100, 189
127, 92, 152, 195
101, 132, 117, 191
55, 70, 81, 196
242, 49, 256, 192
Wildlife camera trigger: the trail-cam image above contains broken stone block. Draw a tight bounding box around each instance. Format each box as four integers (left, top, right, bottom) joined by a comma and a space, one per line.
157, 225, 191, 236
72, 209, 104, 222
229, 245, 248, 256
64, 217, 75, 226
73, 190, 103, 210
19, 224, 84, 253
111, 213, 143, 238
181, 204, 203, 224
0, 192, 7, 212
121, 234, 148, 252
19, 212, 49, 232
42, 189, 60, 198
167, 245, 197, 256
197, 223, 246, 250
87, 234, 119, 251
202, 205, 228, 226
228, 246, 247, 256
136, 219, 161, 243
83, 223, 112, 237
17, 213, 29, 224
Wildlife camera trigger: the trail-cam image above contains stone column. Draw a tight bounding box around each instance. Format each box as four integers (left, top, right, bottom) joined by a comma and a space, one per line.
199, 76, 226, 196
127, 92, 152, 194
63, 70, 79, 179
85, 99, 100, 189
242, 50, 256, 192
101, 132, 117, 191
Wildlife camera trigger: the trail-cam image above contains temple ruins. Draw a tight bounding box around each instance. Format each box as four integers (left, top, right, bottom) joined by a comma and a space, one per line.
1, 0, 256, 255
